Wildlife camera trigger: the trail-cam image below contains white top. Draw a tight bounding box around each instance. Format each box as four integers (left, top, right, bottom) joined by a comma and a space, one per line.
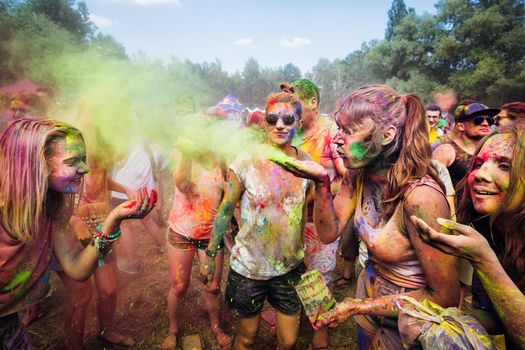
111, 142, 165, 199
229, 154, 313, 280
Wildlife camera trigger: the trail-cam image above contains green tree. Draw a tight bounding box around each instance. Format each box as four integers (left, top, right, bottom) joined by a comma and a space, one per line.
279, 63, 301, 84
385, 0, 413, 40
90, 33, 127, 59
21, 0, 94, 39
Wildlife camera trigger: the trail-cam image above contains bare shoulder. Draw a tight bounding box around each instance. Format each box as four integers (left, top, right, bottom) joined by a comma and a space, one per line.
403, 183, 449, 218
432, 143, 455, 157
432, 143, 455, 166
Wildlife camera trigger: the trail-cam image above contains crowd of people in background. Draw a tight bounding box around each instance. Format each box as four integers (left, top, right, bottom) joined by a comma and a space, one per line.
0, 79, 524, 350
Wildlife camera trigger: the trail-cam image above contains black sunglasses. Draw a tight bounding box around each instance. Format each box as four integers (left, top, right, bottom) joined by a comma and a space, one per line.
265, 113, 297, 126
472, 116, 495, 126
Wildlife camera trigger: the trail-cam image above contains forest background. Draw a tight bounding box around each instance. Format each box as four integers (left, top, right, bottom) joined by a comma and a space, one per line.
1, 0, 524, 113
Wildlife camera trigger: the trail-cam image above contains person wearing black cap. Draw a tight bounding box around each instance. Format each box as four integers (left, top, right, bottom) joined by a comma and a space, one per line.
432, 102, 500, 188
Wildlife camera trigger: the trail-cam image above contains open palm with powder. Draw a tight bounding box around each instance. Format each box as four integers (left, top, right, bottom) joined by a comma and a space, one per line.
269, 152, 328, 182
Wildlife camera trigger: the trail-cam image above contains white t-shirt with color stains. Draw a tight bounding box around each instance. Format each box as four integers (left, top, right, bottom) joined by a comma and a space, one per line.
229, 154, 313, 280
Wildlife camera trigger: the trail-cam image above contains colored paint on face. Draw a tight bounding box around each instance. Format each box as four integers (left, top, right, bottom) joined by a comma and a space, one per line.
348, 141, 367, 161
467, 134, 517, 215
265, 102, 298, 148
48, 137, 88, 194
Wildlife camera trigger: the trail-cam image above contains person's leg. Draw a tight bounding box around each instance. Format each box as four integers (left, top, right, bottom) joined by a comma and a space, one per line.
162, 240, 194, 349
117, 218, 139, 273
304, 223, 338, 349
275, 311, 300, 350
267, 263, 305, 350
57, 271, 93, 350
94, 261, 135, 347
234, 314, 261, 350
336, 221, 358, 286
224, 267, 267, 349
197, 249, 231, 349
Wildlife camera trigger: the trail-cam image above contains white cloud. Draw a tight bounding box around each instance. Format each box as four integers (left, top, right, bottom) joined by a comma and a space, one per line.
110, 0, 182, 6
90, 14, 112, 28
279, 37, 312, 48
234, 38, 253, 46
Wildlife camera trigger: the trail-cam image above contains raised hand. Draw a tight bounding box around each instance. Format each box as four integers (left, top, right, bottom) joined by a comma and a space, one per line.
410, 216, 493, 264
112, 187, 158, 221
269, 152, 328, 182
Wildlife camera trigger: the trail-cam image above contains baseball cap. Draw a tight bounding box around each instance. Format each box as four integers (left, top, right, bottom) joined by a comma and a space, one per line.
458, 103, 500, 122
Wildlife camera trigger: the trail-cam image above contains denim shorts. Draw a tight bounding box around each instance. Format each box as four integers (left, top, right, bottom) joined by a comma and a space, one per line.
225, 263, 306, 317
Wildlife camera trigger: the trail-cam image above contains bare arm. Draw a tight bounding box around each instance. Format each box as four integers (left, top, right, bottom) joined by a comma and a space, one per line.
54, 188, 157, 281
174, 156, 193, 194
200, 170, 243, 283
53, 212, 121, 281
318, 186, 460, 327
475, 257, 525, 346
432, 144, 455, 167
314, 170, 358, 244
207, 170, 242, 253
412, 218, 524, 346
108, 179, 133, 198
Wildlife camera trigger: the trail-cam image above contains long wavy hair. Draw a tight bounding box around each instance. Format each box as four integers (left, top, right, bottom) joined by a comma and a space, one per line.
0, 118, 84, 243
457, 124, 525, 289
334, 85, 443, 219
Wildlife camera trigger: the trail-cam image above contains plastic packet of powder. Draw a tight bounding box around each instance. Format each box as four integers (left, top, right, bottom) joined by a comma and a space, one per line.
294, 270, 336, 326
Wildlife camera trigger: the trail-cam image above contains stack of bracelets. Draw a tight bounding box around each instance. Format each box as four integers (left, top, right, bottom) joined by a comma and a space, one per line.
92, 223, 121, 266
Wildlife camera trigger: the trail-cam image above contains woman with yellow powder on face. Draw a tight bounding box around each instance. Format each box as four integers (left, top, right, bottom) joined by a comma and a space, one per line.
413, 123, 525, 349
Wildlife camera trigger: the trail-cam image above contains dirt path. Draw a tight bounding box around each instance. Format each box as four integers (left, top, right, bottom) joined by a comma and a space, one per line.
28, 222, 358, 349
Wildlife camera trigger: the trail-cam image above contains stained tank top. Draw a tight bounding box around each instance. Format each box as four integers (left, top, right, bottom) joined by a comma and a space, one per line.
446, 141, 472, 188
353, 174, 447, 289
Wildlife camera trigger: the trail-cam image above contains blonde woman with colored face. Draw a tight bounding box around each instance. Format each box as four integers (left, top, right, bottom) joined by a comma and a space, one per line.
413, 124, 525, 349
0, 118, 156, 349
274, 85, 460, 349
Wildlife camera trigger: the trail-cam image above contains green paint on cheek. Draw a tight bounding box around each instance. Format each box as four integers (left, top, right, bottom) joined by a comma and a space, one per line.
349, 142, 366, 160
2, 271, 31, 292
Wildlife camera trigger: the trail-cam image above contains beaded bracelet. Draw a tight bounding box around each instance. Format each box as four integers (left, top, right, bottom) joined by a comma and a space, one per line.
93, 224, 120, 266
95, 224, 121, 240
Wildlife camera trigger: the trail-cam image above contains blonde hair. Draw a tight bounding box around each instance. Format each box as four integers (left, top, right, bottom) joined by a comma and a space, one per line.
0, 118, 83, 243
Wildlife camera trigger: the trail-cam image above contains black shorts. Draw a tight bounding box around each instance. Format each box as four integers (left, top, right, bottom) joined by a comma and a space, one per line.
225, 263, 305, 318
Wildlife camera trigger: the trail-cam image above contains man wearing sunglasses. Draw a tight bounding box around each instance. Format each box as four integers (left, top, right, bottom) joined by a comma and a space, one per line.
433, 102, 500, 188
201, 91, 314, 350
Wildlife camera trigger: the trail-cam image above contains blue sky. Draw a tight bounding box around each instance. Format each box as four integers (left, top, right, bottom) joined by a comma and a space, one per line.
85, 0, 438, 74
